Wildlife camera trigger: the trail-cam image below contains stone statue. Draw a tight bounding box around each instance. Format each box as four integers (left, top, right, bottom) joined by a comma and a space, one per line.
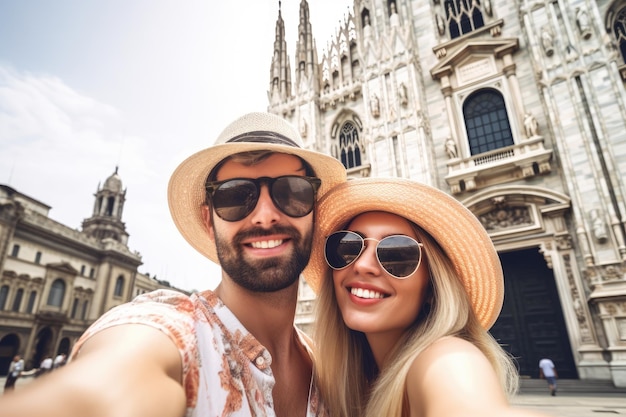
541, 26, 555, 57
590, 209, 608, 243
370, 93, 380, 118
363, 14, 372, 38
300, 118, 308, 138
390, 2, 399, 27
576, 7, 592, 39
436, 13, 446, 36
445, 137, 458, 159
524, 112, 539, 137
398, 83, 408, 107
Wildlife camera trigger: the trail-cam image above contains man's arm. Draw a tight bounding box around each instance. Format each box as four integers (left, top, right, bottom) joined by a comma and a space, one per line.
0, 324, 186, 417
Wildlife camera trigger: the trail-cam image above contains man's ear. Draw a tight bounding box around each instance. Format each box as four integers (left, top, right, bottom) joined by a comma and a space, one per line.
201, 205, 215, 240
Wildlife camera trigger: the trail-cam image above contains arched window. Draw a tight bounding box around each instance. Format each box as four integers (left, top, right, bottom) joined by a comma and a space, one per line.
463, 89, 514, 155
71, 298, 79, 318
339, 121, 362, 169
444, 0, 485, 39
0, 285, 9, 310
106, 196, 115, 216
12, 289, 23, 312
614, 8, 626, 63
47, 279, 66, 307
82, 300, 89, 320
26, 291, 37, 314
114, 275, 125, 297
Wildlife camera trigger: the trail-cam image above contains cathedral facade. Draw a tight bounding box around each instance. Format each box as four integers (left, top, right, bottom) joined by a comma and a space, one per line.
270, 0, 626, 386
0, 169, 175, 373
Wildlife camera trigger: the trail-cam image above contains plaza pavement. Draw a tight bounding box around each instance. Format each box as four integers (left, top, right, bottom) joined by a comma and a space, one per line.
513, 391, 626, 416
2, 375, 626, 416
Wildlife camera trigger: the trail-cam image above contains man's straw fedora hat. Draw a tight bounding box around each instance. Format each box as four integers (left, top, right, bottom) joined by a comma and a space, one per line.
168, 112, 347, 264
305, 177, 504, 329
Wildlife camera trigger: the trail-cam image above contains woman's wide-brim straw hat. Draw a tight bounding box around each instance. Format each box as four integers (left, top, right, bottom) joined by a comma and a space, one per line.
305, 177, 504, 329
168, 112, 347, 264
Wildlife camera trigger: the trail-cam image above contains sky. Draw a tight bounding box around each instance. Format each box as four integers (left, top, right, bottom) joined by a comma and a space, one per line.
0, 0, 353, 292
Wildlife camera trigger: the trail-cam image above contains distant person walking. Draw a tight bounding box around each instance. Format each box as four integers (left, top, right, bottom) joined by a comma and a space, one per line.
52, 353, 66, 369
539, 358, 558, 396
3, 355, 24, 392
37, 356, 53, 377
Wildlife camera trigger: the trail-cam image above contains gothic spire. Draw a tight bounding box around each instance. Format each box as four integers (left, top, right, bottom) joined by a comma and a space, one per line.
295, 0, 319, 93
269, 1, 292, 103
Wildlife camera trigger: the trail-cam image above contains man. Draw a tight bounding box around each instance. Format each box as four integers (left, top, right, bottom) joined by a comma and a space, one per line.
0, 112, 346, 415
3, 355, 24, 392
539, 357, 558, 396
37, 356, 53, 377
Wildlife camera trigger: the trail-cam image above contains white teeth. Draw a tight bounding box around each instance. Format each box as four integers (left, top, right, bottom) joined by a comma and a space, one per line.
351, 287, 385, 299
250, 239, 283, 249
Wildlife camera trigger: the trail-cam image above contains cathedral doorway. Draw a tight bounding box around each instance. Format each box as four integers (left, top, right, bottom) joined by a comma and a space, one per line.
489, 247, 579, 379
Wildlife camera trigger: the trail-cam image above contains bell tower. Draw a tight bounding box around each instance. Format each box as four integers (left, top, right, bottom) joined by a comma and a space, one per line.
81, 167, 129, 245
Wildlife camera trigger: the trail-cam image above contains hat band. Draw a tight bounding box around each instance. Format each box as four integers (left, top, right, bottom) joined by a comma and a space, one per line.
226, 131, 301, 148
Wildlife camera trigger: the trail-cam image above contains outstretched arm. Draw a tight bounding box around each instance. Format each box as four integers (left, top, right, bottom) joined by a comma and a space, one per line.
406, 336, 552, 417
0, 324, 186, 417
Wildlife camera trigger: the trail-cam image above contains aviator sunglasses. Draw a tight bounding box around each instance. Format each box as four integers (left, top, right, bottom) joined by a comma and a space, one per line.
325, 230, 424, 279
205, 175, 321, 222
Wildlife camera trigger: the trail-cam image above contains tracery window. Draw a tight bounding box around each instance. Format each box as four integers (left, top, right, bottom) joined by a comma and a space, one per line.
339, 121, 362, 169
445, 0, 485, 39
464, 88, 513, 155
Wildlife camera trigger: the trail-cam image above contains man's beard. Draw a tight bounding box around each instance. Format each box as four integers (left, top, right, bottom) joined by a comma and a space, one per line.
215, 224, 313, 292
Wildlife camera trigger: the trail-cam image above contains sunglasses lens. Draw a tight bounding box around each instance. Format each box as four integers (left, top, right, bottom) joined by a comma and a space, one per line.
325, 231, 364, 269
212, 180, 259, 221
377, 236, 421, 278
272, 177, 316, 217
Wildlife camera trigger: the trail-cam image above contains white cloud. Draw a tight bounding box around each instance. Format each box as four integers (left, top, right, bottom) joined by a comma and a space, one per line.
0, 64, 223, 291
0, 0, 354, 292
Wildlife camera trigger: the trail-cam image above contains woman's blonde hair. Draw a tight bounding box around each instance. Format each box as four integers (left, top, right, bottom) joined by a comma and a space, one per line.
312, 220, 518, 417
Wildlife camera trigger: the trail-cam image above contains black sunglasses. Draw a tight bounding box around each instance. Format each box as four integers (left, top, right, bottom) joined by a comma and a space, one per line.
324, 230, 424, 279
205, 175, 321, 222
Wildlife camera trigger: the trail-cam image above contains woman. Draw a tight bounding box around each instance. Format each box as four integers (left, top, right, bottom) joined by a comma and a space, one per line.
304, 178, 549, 417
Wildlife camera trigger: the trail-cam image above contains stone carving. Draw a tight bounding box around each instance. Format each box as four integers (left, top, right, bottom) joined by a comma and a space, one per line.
389, 2, 399, 27
479, 206, 533, 232
576, 7, 592, 39
484, 0, 493, 17
398, 82, 408, 107
444, 137, 458, 159
363, 14, 372, 38
589, 209, 608, 243
300, 118, 308, 138
370, 93, 380, 118
436, 13, 445, 36
523, 112, 539, 138
541, 26, 555, 57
